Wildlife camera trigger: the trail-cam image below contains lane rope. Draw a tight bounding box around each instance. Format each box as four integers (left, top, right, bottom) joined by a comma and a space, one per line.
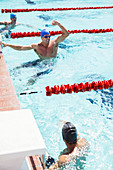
1, 6, 113, 13
17, 79, 113, 96
45, 79, 113, 96
10, 28, 113, 39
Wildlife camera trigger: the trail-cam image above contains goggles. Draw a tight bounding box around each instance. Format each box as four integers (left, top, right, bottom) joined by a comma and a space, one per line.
44, 35, 51, 38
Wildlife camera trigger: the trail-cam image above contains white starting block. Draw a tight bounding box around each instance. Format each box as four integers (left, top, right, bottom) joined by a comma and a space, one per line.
0, 109, 46, 170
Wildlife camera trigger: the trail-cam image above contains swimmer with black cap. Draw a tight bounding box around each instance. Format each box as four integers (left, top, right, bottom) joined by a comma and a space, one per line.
3, 20, 69, 59
62, 122, 77, 144
48, 122, 89, 170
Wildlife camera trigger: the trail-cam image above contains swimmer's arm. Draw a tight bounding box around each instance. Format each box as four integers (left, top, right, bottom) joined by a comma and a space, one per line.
2, 42, 33, 50
0, 21, 9, 26
52, 20, 69, 43
49, 154, 68, 169
16, 23, 37, 29
57, 154, 68, 167
49, 161, 59, 170
31, 43, 40, 52
0, 22, 5, 25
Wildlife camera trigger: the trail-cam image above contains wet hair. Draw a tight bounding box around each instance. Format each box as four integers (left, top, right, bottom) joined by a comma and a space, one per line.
62, 122, 77, 144
40, 29, 50, 38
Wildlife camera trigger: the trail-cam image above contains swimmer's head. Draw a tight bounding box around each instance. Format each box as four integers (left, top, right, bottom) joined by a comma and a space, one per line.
10, 13, 17, 19
62, 122, 77, 144
40, 29, 50, 38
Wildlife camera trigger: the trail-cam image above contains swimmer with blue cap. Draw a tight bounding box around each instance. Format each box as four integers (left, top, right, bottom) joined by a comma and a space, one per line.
0, 13, 35, 38
10, 13, 17, 20
0, 13, 17, 27
10, 13, 17, 25
3, 20, 69, 59
40, 29, 50, 38
40, 29, 51, 48
0, 13, 17, 37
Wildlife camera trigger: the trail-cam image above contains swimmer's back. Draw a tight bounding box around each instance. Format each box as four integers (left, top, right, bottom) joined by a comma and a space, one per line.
58, 138, 89, 169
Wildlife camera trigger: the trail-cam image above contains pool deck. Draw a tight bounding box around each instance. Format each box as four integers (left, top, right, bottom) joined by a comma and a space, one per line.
0, 52, 44, 169
0, 53, 20, 111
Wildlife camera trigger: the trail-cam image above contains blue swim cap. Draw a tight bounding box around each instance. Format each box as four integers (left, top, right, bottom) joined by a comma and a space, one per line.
10, 13, 17, 19
41, 29, 50, 38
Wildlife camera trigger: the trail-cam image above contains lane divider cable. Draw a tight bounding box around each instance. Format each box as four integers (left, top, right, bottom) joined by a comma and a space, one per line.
1, 6, 113, 13
10, 28, 113, 39
17, 79, 113, 96
45, 79, 113, 96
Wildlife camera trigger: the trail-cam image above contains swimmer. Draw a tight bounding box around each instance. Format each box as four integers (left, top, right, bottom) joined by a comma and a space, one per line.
44, 122, 89, 169
0, 13, 36, 38
25, 0, 36, 4
2, 20, 69, 59
0, 13, 17, 37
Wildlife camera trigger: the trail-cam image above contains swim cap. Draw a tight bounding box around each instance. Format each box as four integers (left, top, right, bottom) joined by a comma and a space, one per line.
62, 122, 77, 144
40, 29, 50, 38
10, 13, 17, 19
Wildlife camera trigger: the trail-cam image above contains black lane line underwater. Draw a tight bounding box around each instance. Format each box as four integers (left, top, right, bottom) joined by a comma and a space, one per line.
15, 59, 41, 69
27, 68, 53, 85
15, 59, 53, 80
19, 67, 53, 94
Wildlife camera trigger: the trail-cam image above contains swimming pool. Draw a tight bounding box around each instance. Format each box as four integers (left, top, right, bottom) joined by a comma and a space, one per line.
1, 0, 113, 169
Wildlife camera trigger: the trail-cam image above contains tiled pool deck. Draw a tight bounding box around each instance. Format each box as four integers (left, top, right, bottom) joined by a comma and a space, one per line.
0, 52, 44, 169
0, 53, 20, 111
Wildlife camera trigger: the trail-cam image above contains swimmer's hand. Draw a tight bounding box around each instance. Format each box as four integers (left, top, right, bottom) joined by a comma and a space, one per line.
2, 42, 7, 48
52, 20, 59, 26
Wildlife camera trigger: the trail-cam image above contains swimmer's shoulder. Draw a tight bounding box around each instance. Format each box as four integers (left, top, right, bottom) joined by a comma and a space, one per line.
58, 148, 70, 166
50, 39, 58, 48
58, 154, 69, 167
31, 43, 39, 49
78, 138, 88, 145
77, 138, 89, 151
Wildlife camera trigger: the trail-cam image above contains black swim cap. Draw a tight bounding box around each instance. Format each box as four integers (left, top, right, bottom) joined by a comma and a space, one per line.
62, 122, 77, 144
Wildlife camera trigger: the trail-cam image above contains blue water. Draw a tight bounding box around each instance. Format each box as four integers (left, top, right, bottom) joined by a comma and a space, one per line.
1, 0, 113, 169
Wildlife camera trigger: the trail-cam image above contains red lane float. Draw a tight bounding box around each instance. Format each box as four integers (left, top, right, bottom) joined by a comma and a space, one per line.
1, 6, 113, 13
10, 28, 113, 39
45, 79, 113, 96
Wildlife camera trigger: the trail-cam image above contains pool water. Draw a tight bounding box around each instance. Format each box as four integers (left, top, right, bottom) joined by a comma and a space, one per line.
1, 0, 113, 169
